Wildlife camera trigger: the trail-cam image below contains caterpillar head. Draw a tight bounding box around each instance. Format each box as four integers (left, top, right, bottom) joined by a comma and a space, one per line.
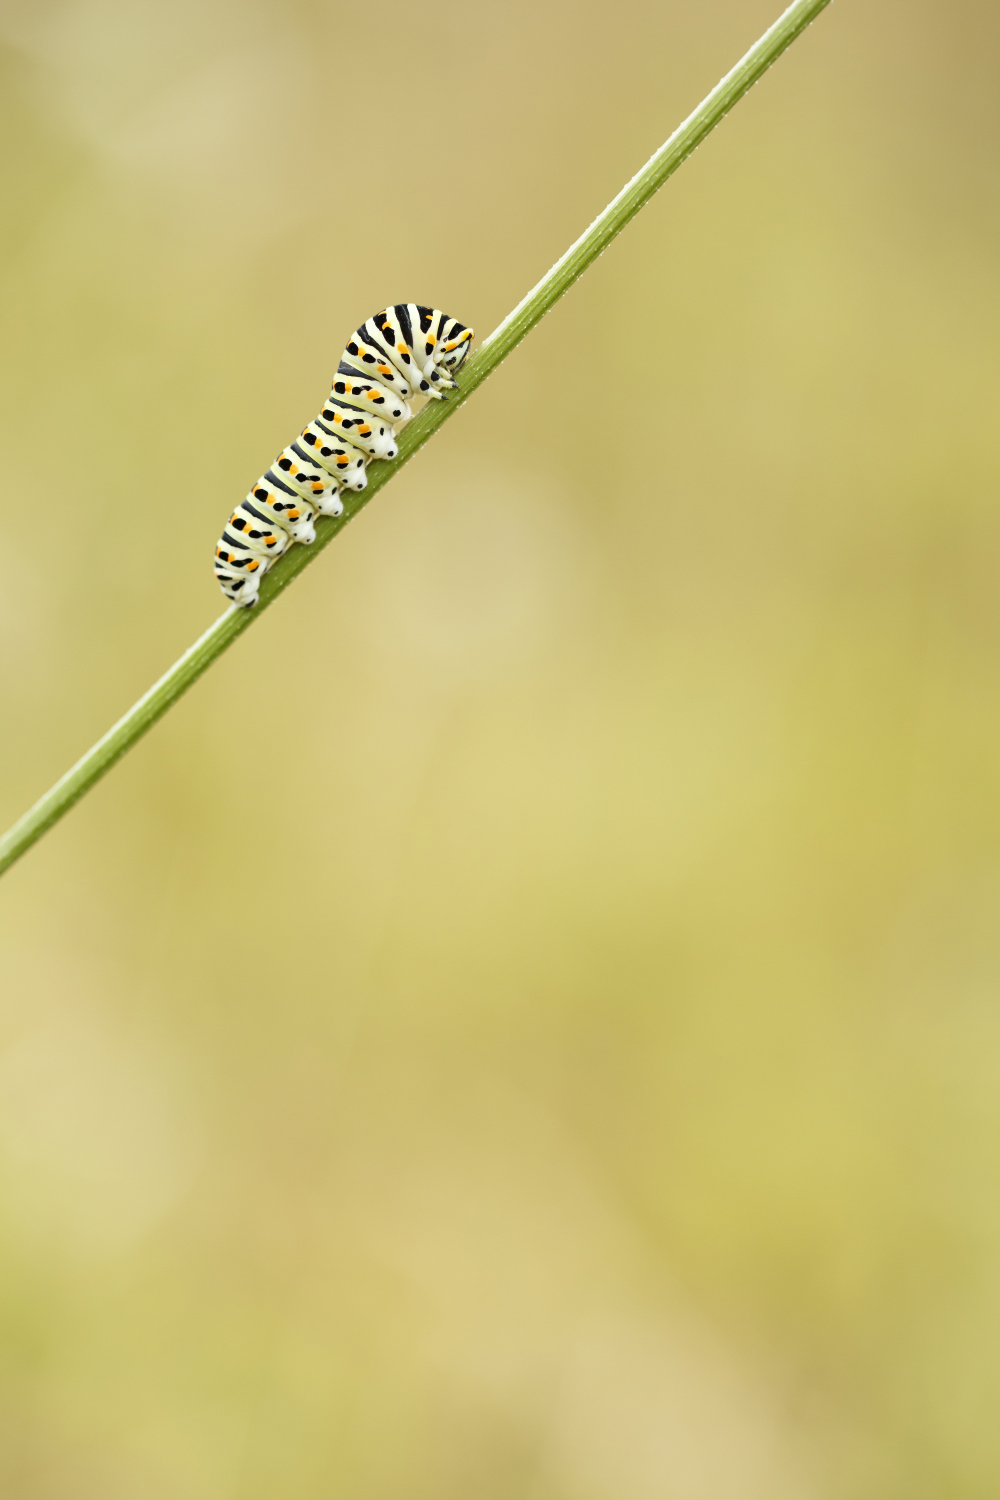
439, 324, 473, 373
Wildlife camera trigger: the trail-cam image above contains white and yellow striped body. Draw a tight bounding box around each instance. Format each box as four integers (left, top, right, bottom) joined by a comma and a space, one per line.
214, 304, 473, 608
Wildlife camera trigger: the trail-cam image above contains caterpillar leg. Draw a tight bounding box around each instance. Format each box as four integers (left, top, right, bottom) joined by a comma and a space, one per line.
315, 489, 346, 516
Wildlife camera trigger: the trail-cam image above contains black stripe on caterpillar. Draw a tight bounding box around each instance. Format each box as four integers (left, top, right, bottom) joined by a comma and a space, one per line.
215, 304, 473, 608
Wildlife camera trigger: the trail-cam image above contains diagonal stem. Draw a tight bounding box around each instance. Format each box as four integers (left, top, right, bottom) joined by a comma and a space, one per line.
0, 0, 832, 880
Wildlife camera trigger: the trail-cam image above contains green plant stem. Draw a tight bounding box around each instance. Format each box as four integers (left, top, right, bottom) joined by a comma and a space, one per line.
0, 0, 832, 880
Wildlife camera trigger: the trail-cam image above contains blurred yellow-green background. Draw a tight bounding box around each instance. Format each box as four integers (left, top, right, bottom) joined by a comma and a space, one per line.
2, 0, 999, 1494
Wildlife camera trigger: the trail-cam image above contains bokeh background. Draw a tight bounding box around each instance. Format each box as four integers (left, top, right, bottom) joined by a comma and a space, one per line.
1, 0, 999, 1494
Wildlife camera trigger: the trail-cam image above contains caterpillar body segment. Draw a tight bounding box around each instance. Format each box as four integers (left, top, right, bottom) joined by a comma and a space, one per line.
337, 357, 413, 402
338, 339, 414, 398
214, 514, 284, 606
317, 398, 398, 460
216, 519, 290, 566
273, 443, 345, 516
214, 304, 473, 607
215, 560, 260, 608
366, 307, 427, 388
240, 478, 316, 544
328, 376, 411, 424
299, 421, 369, 487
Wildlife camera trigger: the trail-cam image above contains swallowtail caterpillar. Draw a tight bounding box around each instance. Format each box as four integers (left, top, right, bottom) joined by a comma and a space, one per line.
214, 304, 473, 607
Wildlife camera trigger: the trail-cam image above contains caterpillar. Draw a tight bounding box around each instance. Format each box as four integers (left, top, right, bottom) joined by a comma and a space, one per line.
214, 304, 474, 608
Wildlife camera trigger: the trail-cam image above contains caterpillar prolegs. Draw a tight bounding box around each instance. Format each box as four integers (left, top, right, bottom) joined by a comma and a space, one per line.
214, 304, 473, 607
